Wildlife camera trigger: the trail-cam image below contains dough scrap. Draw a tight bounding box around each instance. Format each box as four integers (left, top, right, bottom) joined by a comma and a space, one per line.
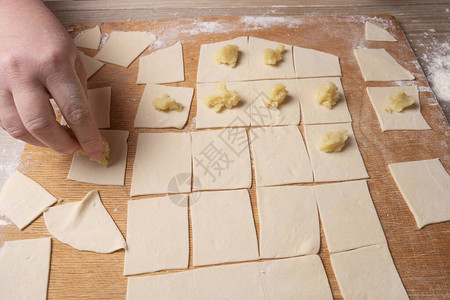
130, 132, 191, 196
74, 25, 102, 50
44, 190, 126, 253
257, 185, 320, 259
314, 180, 387, 253
304, 123, 369, 182
191, 189, 259, 266
124, 195, 189, 275
79, 51, 105, 79
250, 126, 313, 186
366, 85, 430, 131
331, 244, 409, 299
137, 41, 184, 84
354, 48, 414, 81
294, 46, 342, 78
389, 158, 450, 229
0, 171, 57, 230
365, 22, 397, 42
94, 31, 156, 67
134, 84, 193, 129
67, 130, 129, 185
0, 237, 51, 300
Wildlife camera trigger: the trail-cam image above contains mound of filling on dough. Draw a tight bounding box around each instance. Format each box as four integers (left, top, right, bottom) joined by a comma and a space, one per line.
263, 44, 285, 65
153, 93, 183, 112
385, 91, 414, 113
215, 44, 239, 68
266, 83, 288, 108
77, 137, 110, 167
316, 82, 341, 109
319, 130, 348, 153
204, 80, 241, 113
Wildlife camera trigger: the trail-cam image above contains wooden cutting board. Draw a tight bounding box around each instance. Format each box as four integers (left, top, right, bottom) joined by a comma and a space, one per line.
1, 15, 449, 299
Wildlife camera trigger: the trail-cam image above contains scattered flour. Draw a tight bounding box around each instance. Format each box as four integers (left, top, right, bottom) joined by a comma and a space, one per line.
240, 16, 304, 29
0, 219, 11, 227
113, 208, 118, 213
0, 129, 24, 191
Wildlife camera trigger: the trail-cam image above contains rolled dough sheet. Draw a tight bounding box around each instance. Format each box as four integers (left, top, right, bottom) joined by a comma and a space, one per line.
44, 190, 126, 253
296, 77, 352, 125
74, 25, 102, 50
314, 180, 386, 253
249, 79, 300, 126
354, 48, 414, 81
130, 132, 191, 196
366, 85, 430, 131
293, 46, 342, 78
94, 31, 156, 67
137, 41, 184, 84
248, 36, 295, 80
304, 123, 369, 182
389, 158, 450, 229
191, 189, 259, 266
124, 195, 189, 275
67, 130, 129, 185
79, 51, 104, 79
0, 237, 51, 300
196, 81, 251, 129
191, 128, 252, 191
250, 126, 313, 186
330, 243, 409, 300
365, 22, 397, 42
257, 185, 319, 259
0, 171, 57, 230
197, 36, 249, 83
134, 84, 193, 129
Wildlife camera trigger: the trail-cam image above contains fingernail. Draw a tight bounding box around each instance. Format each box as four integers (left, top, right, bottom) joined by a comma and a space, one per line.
90, 150, 104, 161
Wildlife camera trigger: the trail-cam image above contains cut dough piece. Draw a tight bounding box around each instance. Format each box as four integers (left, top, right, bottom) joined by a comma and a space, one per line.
79, 51, 105, 79
67, 130, 129, 185
0, 237, 51, 300
297, 77, 352, 125
191, 189, 259, 266
314, 180, 386, 253
0, 171, 57, 230
137, 42, 184, 84
366, 86, 430, 131
130, 132, 191, 196
389, 158, 450, 229
124, 195, 189, 275
134, 84, 193, 129
294, 46, 341, 78
44, 190, 126, 253
331, 244, 409, 299
249, 79, 300, 126
196, 81, 250, 128
261, 255, 333, 300
197, 36, 249, 83
248, 36, 295, 80
354, 48, 414, 81
365, 22, 397, 42
257, 185, 319, 259
191, 128, 251, 190
74, 25, 102, 50
250, 126, 313, 186
94, 31, 156, 67
304, 123, 369, 182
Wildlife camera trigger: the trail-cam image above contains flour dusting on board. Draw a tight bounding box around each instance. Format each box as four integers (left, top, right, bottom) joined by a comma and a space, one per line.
0, 130, 24, 191
240, 16, 304, 29
0, 219, 11, 227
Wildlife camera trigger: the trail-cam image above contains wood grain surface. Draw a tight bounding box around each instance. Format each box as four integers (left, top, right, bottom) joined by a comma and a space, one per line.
1, 15, 449, 299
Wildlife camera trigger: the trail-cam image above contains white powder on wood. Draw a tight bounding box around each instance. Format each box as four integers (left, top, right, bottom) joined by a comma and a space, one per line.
0, 129, 24, 191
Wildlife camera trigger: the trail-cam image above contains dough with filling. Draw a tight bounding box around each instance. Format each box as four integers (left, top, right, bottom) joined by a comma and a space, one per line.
365, 22, 397, 42
294, 46, 342, 77
79, 51, 104, 79
74, 25, 102, 50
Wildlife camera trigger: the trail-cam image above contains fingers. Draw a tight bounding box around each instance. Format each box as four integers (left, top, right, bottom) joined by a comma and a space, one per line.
75, 52, 88, 94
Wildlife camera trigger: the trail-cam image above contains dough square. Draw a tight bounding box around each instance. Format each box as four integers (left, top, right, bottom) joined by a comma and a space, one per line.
296, 77, 352, 125
191, 189, 259, 266
94, 31, 156, 67
197, 36, 249, 83
249, 126, 313, 186
137, 42, 184, 84
79, 51, 104, 79
74, 25, 102, 50
191, 128, 252, 191
304, 123, 369, 182
130, 132, 191, 196
0, 171, 57, 230
249, 79, 300, 126
365, 22, 397, 42
196, 81, 251, 129
248, 36, 295, 80
257, 185, 320, 259
124, 195, 189, 275
134, 84, 194, 129
389, 158, 450, 229
330, 244, 409, 299
67, 130, 129, 185
366, 85, 430, 131
293, 46, 342, 78
314, 180, 387, 253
